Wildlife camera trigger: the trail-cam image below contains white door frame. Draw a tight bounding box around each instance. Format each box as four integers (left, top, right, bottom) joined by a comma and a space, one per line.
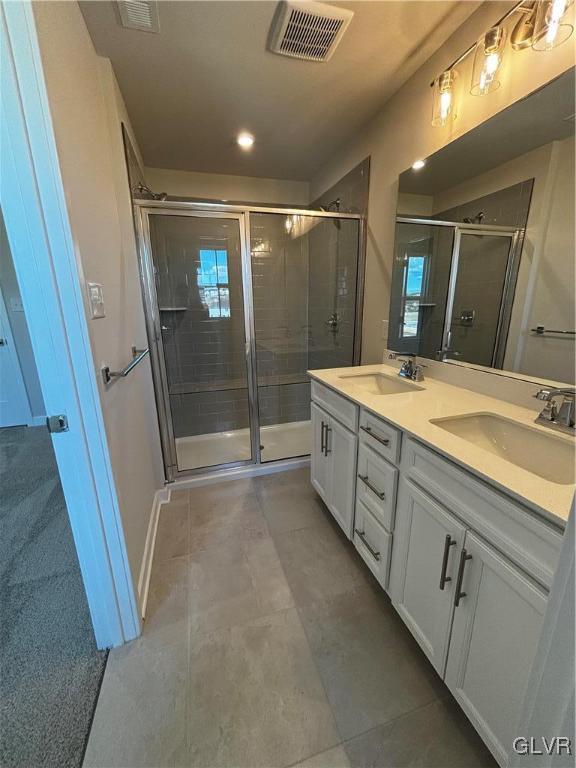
0, 2, 140, 648
0, 282, 33, 427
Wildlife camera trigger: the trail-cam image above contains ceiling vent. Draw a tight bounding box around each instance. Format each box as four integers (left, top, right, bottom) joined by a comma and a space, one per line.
117, 0, 160, 33
269, 1, 353, 62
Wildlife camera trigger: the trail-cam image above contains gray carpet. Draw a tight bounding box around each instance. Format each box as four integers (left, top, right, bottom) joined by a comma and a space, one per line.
0, 426, 108, 768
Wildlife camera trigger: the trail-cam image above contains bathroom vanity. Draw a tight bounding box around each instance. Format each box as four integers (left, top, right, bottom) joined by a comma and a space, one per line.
309, 365, 573, 768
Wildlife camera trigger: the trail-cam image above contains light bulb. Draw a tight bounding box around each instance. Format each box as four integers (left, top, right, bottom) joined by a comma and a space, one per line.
471, 27, 506, 95
533, 0, 574, 49
432, 70, 456, 127
412, 159, 426, 170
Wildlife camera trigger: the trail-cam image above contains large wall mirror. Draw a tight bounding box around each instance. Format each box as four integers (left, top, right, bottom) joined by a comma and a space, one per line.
389, 67, 575, 386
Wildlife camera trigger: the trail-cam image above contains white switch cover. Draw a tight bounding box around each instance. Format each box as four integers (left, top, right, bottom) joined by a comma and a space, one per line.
87, 282, 105, 319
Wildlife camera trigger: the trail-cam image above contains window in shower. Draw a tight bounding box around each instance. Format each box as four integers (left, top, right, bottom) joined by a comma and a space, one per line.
400, 254, 426, 338
197, 248, 230, 318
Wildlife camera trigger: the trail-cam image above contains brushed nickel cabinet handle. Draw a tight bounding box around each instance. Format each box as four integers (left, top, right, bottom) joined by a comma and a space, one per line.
454, 547, 473, 607
439, 534, 456, 590
358, 474, 386, 500
354, 529, 381, 561
325, 425, 332, 456
320, 421, 326, 455
360, 425, 390, 446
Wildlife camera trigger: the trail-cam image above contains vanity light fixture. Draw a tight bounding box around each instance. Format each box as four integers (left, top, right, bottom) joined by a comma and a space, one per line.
471, 26, 507, 95
237, 132, 255, 150
412, 159, 426, 170
532, 0, 574, 49
432, 70, 456, 126
430, 0, 573, 127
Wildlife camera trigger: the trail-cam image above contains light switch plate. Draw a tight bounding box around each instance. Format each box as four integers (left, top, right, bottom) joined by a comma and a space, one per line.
10, 297, 24, 312
87, 282, 105, 319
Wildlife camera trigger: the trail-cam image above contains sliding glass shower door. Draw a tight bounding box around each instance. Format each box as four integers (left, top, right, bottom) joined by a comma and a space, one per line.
147, 212, 255, 472
139, 204, 363, 478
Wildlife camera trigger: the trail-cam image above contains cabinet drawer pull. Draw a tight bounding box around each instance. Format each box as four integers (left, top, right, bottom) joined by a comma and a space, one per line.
454, 548, 473, 607
360, 425, 390, 447
320, 421, 326, 455
439, 534, 456, 590
354, 529, 381, 561
325, 425, 332, 456
358, 474, 386, 500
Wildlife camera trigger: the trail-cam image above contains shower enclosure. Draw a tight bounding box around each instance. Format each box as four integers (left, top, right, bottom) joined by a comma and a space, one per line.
388, 217, 523, 368
136, 202, 364, 479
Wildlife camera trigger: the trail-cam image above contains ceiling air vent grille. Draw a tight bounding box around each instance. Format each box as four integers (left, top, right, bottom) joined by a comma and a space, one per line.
269, 1, 354, 62
117, 0, 160, 33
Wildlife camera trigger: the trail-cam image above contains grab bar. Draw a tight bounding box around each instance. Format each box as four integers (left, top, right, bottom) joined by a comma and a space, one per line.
530, 326, 575, 336
102, 346, 149, 385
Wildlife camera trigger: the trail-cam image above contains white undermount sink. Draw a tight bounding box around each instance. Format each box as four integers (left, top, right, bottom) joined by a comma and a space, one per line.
338, 372, 424, 396
431, 412, 575, 485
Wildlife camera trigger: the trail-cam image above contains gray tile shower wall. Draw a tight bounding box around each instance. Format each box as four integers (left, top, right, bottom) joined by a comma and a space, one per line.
312, 158, 370, 215
151, 183, 366, 441
435, 179, 534, 228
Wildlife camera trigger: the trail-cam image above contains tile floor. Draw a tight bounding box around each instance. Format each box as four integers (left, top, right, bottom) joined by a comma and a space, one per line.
84, 467, 496, 768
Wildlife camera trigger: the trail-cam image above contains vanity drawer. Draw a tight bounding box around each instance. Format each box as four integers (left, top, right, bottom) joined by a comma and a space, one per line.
311, 380, 358, 431
401, 438, 564, 589
354, 499, 392, 590
359, 408, 401, 465
356, 442, 397, 532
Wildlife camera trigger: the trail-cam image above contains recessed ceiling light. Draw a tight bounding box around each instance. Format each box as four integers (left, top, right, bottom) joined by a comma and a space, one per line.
237, 132, 255, 150
412, 159, 426, 170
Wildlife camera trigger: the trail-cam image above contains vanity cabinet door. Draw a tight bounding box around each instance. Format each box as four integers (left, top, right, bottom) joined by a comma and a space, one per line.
311, 402, 332, 504
445, 531, 547, 767
327, 416, 357, 539
389, 480, 466, 676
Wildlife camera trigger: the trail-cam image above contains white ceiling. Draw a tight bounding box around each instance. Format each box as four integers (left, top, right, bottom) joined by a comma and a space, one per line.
80, 0, 480, 180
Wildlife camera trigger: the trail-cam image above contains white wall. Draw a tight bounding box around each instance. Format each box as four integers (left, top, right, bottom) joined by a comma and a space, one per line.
145, 166, 309, 206
512, 137, 575, 381
0, 209, 45, 420
310, 2, 575, 363
33, 1, 164, 596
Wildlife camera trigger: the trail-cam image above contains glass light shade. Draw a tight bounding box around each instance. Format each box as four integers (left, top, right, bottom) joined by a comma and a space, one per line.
432, 70, 456, 126
471, 27, 507, 95
532, 0, 574, 49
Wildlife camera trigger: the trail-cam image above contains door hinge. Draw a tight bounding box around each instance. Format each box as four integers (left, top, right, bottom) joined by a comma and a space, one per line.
46, 414, 69, 433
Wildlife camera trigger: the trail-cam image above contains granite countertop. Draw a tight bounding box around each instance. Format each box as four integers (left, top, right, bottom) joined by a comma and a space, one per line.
308, 363, 575, 528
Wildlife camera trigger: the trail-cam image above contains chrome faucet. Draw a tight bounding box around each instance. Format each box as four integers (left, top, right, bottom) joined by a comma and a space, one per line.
534, 387, 576, 435
388, 352, 426, 382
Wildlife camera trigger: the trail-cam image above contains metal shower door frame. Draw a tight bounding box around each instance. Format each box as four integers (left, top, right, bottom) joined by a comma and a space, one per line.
396, 217, 523, 368
135, 205, 260, 481
136, 201, 365, 482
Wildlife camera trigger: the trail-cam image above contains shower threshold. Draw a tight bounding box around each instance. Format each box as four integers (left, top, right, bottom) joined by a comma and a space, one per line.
175, 420, 312, 471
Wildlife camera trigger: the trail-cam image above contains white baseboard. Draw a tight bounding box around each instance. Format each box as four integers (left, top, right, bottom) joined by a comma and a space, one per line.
170, 456, 310, 491
137, 486, 170, 619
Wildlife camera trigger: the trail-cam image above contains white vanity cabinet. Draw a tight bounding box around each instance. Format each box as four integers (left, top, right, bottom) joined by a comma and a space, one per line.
310, 377, 564, 768
389, 480, 466, 676
310, 398, 357, 538
445, 531, 547, 767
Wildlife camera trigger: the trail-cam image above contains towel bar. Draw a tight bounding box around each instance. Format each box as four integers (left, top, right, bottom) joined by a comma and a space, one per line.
102, 346, 149, 385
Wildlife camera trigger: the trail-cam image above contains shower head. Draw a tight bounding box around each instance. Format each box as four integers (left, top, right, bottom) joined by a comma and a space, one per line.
463, 211, 485, 224
133, 182, 168, 201
319, 197, 341, 212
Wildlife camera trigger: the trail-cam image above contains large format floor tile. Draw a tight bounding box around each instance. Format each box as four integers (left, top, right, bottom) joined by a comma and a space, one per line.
299, 583, 445, 740
189, 536, 294, 637
273, 510, 371, 607
343, 697, 496, 768
188, 608, 340, 767
85, 467, 496, 768
84, 641, 188, 768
